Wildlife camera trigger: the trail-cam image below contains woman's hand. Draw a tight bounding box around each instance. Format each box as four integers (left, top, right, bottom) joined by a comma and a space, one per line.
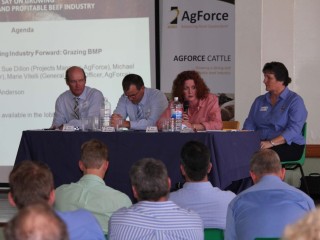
182, 119, 192, 129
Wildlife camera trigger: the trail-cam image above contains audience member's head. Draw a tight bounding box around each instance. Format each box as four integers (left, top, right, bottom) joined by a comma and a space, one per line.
80, 139, 109, 170
180, 141, 212, 182
4, 201, 69, 240
130, 158, 170, 202
250, 149, 285, 183
9, 161, 55, 209
283, 208, 320, 240
121, 74, 145, 104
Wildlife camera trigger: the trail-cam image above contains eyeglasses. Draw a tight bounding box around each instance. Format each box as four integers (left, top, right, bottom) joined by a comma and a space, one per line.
125, 88, 141, 99
68, 79, 85, 85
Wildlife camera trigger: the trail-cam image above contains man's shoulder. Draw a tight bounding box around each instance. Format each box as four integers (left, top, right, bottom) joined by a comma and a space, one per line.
57, 208, 99, 224
111, 201, 202, 224
56, 90, 72, 99
55, 181, 79, 192
170, 184, 235, 203
231, 180, 313, 206
57, 209, 104, 239
145, 87, 166, 97
84, 86, 103, 96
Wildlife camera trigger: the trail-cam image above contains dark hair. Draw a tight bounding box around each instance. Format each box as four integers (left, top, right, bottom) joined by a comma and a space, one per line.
250, 149, 282, 177
262, 62, 291, 86
9, 161, 54, 209
65, 66, 86, 82
181, 141, 210, 181
81, 139, 109, 169
130, 158, 169, 201
171, 70, 210, 101
122, 74, 144, 91
4, 202, 69, 240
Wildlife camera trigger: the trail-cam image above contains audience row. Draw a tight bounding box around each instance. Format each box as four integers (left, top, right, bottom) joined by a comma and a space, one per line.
4, 139, 316, 240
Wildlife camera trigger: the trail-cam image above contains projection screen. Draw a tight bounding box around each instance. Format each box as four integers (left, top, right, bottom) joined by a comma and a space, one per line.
0, 0, 156, 179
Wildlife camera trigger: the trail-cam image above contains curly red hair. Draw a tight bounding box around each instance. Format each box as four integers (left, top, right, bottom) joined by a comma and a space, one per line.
171, 70, 210, 101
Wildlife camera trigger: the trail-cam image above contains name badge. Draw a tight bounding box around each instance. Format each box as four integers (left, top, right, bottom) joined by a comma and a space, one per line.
102, 126, 115, 132
146, 126, 158, 133
260, 106, 268, 112
62, 124, 75, 132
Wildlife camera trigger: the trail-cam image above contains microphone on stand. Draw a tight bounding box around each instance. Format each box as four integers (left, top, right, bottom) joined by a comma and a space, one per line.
183, 101, 189, 113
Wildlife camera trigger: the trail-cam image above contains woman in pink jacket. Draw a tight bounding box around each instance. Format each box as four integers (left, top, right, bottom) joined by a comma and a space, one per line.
157, 70, 222, 131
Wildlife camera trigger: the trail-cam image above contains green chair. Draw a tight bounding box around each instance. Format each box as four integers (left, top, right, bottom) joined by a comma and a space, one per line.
281, 123, 309, 195
204, 228, 224, 240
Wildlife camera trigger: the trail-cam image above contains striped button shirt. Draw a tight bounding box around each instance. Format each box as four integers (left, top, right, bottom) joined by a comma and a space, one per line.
108, 200, 204, 240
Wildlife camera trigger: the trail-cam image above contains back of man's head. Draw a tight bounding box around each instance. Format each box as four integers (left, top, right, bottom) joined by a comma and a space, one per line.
250, 149, 282, 178
130, 158, 169, 201
4, 201, 69, 240
80, 139, 109, 169
9, 160, 54, 209
122, 73, 144, 92
180, 141, 210, 181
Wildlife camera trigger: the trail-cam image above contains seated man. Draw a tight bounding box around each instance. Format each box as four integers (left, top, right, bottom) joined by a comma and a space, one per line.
169, 140, 236, 229
51, 66, 104, 129
108, 158, 204, 239
8, 160, 105, 240
4, 202, 68, 240
225, 149, 315, 240
54, 139, 132, 234
111, 73, 168, 130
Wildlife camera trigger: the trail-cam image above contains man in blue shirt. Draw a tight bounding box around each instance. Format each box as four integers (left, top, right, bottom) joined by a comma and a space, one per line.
52, 66, 104, 129
225, 149, 315, 240
108, 158, 204, 239
8, 160, 105, 240
169, 140, 235, 229
111, 73, 168, 130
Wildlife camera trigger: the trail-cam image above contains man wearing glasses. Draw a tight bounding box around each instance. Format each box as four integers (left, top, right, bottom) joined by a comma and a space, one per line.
112, 73, 168, 130
51, 66, 104, 129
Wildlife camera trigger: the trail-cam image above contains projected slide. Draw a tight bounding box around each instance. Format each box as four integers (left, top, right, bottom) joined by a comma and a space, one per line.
0, 0, 154, 168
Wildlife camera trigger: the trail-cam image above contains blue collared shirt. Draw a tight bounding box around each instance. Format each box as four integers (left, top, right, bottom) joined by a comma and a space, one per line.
243, 87, 307, 144
225, 175, 315, 240
114, 87, 168, 130
52, 86, 104, 128
57, 208, 105, 240
108, 200, 204, 240
169, 182, 235, 229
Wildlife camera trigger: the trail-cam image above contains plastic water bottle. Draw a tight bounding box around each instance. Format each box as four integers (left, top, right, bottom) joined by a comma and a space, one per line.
100, 97, 111, 128
170, 97, 183, 132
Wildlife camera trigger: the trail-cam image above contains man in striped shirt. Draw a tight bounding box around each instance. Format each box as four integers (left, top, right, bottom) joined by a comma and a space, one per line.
108, 158, 204, 240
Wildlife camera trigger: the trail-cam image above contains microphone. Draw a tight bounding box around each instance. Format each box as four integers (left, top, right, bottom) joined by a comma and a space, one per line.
183, 101, 189, 113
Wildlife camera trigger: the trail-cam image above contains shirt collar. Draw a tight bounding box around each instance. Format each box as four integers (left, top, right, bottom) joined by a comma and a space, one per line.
79, 174, 105, 185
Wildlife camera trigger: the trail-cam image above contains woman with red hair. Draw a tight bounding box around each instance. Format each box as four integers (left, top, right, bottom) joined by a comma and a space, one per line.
157, 70, 222, 131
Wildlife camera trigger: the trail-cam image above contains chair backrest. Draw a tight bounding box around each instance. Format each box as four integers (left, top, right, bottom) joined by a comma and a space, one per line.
222, 121, 240, 130
204, 228, 224, 240
282, 122, 307, 166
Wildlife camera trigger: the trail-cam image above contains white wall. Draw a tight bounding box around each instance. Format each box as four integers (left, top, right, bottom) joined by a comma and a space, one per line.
235, 0, 320, 144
